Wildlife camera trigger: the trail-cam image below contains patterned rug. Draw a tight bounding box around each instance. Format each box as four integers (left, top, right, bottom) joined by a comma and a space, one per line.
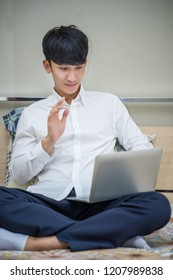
0, 219, 173, 260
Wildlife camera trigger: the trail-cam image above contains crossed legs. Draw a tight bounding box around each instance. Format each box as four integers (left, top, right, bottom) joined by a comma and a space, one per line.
0, 187, 171, 251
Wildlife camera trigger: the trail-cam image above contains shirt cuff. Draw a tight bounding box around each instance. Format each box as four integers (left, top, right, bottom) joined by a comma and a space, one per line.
27, 141, 54, 164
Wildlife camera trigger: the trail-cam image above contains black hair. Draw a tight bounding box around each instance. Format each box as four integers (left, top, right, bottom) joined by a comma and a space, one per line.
42, 25, 88, 65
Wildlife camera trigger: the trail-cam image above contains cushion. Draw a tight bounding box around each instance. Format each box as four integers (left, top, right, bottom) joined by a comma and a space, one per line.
3, 107, 25, 142
3, 107, 27, 188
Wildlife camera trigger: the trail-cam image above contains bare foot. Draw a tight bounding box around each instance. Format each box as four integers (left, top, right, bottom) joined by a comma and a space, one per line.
24, 235, 68, 251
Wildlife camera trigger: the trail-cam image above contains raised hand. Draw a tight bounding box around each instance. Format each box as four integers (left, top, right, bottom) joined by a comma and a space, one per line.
42, 97, 69, 154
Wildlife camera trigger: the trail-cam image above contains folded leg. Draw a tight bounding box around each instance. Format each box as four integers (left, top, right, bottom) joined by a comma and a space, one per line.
0, 187, 171, 252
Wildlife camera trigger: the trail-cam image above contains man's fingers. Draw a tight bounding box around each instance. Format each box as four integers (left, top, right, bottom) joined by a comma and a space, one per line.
56, 97, 65, 107
50, 98, 66, 115
62, 108, 69, 119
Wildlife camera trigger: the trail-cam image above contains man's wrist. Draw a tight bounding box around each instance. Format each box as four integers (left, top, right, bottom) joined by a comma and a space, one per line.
41, 136, 55, 155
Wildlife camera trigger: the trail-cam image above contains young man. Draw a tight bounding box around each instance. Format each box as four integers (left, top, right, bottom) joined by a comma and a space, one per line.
0, 25, 171, 251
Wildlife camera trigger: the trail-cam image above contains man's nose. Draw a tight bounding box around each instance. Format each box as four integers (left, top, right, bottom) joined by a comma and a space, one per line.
67, 70, 77, 82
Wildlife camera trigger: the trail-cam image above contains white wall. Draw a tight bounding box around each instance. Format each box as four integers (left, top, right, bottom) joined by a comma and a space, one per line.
0, 0, 173, 125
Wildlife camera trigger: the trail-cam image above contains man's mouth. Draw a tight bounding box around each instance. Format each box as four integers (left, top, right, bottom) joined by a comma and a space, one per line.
65, 83, 77, 87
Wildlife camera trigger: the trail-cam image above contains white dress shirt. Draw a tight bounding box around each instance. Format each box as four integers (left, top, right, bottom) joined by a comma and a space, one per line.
11, 86, 152, 200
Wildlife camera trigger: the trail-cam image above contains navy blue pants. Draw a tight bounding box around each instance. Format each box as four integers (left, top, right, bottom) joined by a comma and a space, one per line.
0, 187, 171, 251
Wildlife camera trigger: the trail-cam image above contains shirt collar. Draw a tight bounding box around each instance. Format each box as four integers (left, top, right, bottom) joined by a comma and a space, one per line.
51, 85, 86, 107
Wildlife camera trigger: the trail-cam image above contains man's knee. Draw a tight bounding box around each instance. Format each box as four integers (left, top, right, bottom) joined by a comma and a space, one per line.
148, 191, 171, 226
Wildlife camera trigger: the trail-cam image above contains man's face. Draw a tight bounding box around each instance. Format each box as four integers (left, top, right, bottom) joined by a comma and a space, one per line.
43, 60, 86, 102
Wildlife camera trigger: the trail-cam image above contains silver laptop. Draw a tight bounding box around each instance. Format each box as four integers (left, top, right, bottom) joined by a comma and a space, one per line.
67, 148, 162, 203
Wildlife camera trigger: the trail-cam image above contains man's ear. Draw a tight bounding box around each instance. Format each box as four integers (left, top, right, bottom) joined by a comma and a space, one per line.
43, 60, 52, 73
